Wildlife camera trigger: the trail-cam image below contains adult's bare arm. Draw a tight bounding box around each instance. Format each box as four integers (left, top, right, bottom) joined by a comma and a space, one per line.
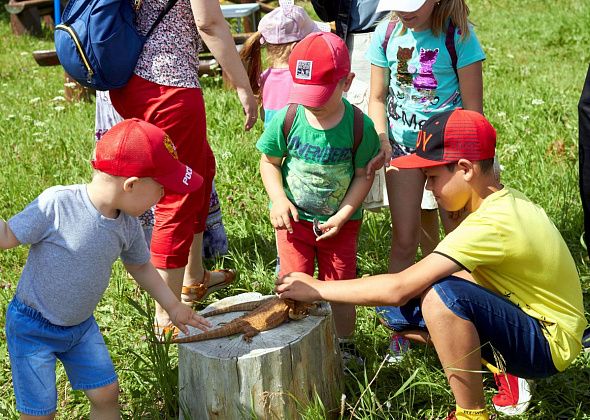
190, 0, 258, 130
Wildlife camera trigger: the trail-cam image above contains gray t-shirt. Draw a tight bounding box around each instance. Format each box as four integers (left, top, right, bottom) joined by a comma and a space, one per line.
9, 184, 150, 326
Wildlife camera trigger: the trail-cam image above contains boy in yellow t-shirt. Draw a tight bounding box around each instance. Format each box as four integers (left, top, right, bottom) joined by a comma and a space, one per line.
275, 109, 587, 420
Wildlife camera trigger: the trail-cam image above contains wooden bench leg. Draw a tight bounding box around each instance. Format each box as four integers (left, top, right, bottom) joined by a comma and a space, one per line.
10, 8, 43, 36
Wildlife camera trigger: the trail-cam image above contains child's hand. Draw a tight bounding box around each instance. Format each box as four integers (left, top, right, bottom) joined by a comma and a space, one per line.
275, 272, 322, 302
315, 215, 343, 241
365, 140, 392, 178
270, 197, 299, 233
167, 303, 211, 336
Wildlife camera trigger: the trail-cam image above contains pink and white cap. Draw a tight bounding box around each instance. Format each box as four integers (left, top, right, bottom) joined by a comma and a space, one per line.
258, 0, 330, 45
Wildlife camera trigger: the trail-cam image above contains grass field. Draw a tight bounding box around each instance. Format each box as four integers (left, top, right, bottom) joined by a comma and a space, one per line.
1, 0, 590, 418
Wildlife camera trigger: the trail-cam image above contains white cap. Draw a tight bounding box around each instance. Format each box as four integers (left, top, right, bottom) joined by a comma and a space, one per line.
376, 0, 427, 13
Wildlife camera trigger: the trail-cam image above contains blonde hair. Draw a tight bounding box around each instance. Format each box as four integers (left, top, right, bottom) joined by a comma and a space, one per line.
431, 0, 470, 38
239, 32, 295, 96
392, 0, 471, 39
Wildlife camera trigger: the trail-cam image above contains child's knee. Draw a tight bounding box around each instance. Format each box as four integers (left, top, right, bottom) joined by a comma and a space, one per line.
391, 229, 420, 253
85, 381, 119, 408
421, 288, 454, 322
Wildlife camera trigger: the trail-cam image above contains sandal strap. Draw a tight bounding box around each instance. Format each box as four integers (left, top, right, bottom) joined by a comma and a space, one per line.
154, 324, 179, 340
181, 269, 236, 302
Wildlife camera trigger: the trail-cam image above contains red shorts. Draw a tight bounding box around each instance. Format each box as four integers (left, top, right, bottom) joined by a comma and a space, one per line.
276, 219, 361, 280
110, 75, 215, 269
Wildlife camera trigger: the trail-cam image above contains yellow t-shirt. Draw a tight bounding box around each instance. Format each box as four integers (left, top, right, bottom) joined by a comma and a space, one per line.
435, 187, 586, 371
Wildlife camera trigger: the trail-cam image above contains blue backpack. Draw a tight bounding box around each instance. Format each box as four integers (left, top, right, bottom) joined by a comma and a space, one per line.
55, 0, 178, 91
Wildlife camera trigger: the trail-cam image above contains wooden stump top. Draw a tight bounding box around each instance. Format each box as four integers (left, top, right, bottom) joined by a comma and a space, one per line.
178, 292, 331, 359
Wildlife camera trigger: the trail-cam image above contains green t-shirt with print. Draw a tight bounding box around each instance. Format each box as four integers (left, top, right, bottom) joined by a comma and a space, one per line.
256, 99, 380, 222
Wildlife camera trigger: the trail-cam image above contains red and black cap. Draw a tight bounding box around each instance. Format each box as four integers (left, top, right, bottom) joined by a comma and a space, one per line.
391, 109, 496, 169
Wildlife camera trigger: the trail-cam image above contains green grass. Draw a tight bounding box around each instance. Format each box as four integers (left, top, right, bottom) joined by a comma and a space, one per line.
0, 0, 590, 418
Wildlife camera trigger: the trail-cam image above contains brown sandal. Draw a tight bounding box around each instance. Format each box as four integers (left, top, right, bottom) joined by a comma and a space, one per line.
181, 269, 236, 304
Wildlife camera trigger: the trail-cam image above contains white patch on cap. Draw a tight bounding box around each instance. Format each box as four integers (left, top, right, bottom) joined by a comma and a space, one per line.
295, 60, 313, 80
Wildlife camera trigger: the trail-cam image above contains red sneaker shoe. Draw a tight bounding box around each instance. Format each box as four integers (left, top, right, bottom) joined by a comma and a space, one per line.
492, 372, 532, 416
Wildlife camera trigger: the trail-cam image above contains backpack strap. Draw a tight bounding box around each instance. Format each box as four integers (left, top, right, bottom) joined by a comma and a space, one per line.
282, 103, 299, 147
445, 21, 458, 77
381, 18, 398, 53
351, 104, 364, 160
145, 0, 180, 39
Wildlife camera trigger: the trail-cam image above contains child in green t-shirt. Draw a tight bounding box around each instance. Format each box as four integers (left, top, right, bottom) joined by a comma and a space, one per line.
256, 32, 380, 365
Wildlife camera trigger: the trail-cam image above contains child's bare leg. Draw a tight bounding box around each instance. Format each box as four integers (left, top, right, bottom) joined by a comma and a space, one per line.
421, 288, 485, 409
419, 209, 439, 256
386, 167, 426, 273
155, 267, 185, 326
330, 303, 356, 338
21, 414, 55, 420
184, 232, 231, 290
397, 329, 430, 344
85, 381, 120, 420
184, 232, 205, 284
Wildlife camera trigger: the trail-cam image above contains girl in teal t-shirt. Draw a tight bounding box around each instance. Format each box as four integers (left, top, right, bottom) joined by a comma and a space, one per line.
366, 1, 485, 273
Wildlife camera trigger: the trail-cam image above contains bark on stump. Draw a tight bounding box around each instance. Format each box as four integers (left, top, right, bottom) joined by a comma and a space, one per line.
178, 292, 344, 419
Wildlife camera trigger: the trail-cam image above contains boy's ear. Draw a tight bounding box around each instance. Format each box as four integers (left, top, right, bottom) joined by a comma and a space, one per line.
341, 72, 356, 92
457, 159, 475, 181
122, 177, 140, 192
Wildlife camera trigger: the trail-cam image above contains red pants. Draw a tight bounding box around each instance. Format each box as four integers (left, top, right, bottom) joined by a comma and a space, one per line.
276, 219, 361, 280
110, 75, 215, 269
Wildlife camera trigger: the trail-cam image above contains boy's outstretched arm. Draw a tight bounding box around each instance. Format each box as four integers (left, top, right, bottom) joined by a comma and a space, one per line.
260, 154, 299, 233
0, 220, 20, 249
125, 262, 211, 334
276, 253, 461, 306
316, 167, 374, 240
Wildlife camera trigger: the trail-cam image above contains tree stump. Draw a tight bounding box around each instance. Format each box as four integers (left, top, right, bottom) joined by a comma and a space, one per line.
178, 293, 344, 419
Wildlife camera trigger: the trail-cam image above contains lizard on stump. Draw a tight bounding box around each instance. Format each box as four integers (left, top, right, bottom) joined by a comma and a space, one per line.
169, 297, 315, 344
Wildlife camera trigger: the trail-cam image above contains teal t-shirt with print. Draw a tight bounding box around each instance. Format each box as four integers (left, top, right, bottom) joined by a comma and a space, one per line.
366, 19, 485, 148
256, 99, 380, 223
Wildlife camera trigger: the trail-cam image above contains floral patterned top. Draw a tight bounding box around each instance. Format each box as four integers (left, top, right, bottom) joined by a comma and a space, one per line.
134, 0, 202, 88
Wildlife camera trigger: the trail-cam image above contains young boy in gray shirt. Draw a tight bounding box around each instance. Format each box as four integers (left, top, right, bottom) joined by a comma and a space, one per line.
0, 119, 211, 419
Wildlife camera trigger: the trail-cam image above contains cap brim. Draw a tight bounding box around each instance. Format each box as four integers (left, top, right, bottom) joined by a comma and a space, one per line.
154, 163, 203, 194
390, 153, 452, 169
288, 82, 338, 107
376, 0, 427, 13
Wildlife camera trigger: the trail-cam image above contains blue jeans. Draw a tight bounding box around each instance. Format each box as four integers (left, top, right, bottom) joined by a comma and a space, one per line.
376, 276, 558, 379
6, 298, 117, 416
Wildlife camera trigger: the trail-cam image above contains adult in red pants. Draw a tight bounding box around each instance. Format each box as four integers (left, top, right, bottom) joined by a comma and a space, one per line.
111, 0, 257, 332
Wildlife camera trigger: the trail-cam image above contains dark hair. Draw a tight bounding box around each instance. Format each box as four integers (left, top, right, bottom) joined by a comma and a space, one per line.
444, 158, 494, 173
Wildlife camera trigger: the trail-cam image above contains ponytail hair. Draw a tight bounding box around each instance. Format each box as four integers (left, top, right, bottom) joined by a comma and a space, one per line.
239, 31, 264, 96
431, 0, 471, 39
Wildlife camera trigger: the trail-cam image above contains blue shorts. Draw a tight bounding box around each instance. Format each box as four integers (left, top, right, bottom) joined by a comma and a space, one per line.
376, 276, 558, 379
6, 298, 118, 416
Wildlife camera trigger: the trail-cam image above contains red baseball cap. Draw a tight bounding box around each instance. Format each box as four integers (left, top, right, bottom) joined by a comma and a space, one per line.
91, 119, 203, 193
288, 32, 351, 107
391, 109, 496, 169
